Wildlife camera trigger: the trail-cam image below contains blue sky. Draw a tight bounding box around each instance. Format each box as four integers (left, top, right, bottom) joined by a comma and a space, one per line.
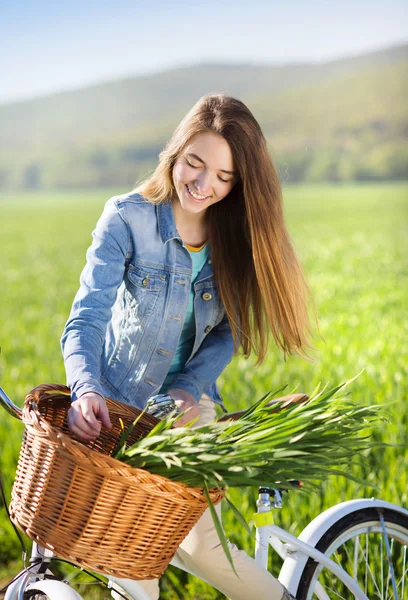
2, 0, 407, 104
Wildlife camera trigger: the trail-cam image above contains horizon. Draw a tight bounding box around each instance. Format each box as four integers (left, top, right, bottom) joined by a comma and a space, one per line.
2, 40, 407, 107
2, 0, 408, 105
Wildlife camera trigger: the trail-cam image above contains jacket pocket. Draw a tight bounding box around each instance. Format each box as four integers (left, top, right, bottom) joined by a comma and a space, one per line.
126, 263, 167, 322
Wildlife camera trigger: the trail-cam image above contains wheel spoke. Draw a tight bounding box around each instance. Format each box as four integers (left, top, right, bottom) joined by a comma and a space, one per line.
393, 556, 408, 595
400, 545, 406, 597
356, 535, 383, 597
365, 533, 368, 595
380, 534, 383, 598
385, 562, 391, 600
299, 510, 408, 600
380, 514, 399, 599
353, 534, 359, 581
318, 582, 348, 600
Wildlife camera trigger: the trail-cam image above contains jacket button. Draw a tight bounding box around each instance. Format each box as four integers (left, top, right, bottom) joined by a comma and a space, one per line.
204, 326, 212, 334
202, 292, 212, 301
142, 277, 149, 287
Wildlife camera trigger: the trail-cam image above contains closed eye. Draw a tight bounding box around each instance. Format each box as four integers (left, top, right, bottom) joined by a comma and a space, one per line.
185, 158, 231, 184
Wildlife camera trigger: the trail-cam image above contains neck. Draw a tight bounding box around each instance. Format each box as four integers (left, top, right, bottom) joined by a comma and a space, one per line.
172, 200, 208, 246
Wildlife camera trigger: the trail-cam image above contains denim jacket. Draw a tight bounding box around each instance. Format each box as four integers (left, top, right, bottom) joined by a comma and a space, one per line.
61, 192, 234, 410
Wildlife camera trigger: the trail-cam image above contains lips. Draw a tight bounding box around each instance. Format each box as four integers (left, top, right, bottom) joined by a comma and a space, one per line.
185, 184, 210, 202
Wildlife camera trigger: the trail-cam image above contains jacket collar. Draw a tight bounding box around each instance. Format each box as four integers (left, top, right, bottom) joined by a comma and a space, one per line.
156, 199, 214, 281
156, 201, 182, 244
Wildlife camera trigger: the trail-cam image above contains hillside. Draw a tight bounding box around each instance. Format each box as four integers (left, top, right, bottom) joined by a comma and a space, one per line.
0, 43, 407, 189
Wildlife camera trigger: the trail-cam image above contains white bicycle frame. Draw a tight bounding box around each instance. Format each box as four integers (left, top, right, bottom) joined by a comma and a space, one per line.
108, 497, 408, 600
5, 497, 408, 600
104, 497, 408, 600
278, 497, 408, 596
2, 388, 407, 600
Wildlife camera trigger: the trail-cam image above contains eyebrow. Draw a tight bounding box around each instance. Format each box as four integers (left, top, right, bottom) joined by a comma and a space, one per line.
187, 152, 236, 176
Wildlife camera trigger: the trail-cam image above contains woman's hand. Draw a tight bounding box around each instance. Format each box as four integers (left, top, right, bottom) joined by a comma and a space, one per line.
167, 388, 200, 427
68, 392, 112, 441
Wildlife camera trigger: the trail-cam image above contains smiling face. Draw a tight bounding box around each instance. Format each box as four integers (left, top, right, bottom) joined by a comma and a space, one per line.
172, 132, 236, 218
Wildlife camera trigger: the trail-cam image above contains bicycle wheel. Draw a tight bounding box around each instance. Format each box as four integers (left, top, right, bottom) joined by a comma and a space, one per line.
21, 579, 84, 600
296, 507, 408, 600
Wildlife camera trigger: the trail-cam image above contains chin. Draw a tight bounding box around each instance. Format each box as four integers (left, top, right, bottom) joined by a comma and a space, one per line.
184, 201, 208, 214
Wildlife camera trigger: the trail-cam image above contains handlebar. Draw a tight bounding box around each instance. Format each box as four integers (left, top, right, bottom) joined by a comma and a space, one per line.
0, 386, 22, 420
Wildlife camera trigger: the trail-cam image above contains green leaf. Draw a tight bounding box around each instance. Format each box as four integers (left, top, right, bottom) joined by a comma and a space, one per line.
224, 495, 255, 539
203, 482, 240, 579
111, 409, 148, 458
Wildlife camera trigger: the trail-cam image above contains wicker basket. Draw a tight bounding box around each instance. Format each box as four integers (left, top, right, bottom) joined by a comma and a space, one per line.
10, 384, 224, 579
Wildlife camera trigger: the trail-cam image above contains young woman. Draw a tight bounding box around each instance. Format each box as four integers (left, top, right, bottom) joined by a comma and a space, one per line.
61, 93, 311, 600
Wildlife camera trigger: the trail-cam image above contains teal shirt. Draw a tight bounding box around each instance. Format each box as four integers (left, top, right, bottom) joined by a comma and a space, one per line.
160, 243, 210, 393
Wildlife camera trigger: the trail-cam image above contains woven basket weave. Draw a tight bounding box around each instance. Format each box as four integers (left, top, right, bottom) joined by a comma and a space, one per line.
10, 384, 223, 579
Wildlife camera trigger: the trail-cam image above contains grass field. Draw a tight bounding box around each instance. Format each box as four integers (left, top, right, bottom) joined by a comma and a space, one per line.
0, 183, 407, 598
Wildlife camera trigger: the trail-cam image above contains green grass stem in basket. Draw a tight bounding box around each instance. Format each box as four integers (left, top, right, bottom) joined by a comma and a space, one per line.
112, 376, 385, 573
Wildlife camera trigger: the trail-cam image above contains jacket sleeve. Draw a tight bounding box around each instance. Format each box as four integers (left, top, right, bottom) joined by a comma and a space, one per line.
61, 198, 130, 402
168, 312, 235, 402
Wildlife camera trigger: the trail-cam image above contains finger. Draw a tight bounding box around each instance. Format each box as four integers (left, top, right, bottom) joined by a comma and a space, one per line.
71, 427, 97, 441
174, 400, 196, 412
173, 407, 200, 428
81, 404, 101, 431
68, 406, 100, 437
173, 404, 191, 427
173, 416, 190, 427
173, 415, 198, 427
70, 424, 99, 442
68, 419, 98, 440
97, 403, 112, 429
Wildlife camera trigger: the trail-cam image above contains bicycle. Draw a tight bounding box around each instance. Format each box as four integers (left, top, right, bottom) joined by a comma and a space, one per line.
1, 385, 408, 600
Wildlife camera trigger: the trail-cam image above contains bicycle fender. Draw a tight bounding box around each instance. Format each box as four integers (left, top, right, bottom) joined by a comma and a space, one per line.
278, 498, 408, 590
25, 579, 83, 600
4, 574, 27, 600
108, 576, 154, 600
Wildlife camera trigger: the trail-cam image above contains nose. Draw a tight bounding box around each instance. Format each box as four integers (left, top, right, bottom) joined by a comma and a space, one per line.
194, 170, 212, 194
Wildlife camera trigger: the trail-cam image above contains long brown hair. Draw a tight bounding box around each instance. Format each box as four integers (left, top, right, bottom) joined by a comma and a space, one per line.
136, 93, 312, 362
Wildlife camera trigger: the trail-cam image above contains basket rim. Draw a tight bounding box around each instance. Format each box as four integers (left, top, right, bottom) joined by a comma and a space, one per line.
22, 384, 224, 504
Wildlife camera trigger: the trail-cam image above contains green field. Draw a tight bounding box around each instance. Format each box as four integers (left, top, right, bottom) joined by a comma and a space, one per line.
1, 183, 407, 598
